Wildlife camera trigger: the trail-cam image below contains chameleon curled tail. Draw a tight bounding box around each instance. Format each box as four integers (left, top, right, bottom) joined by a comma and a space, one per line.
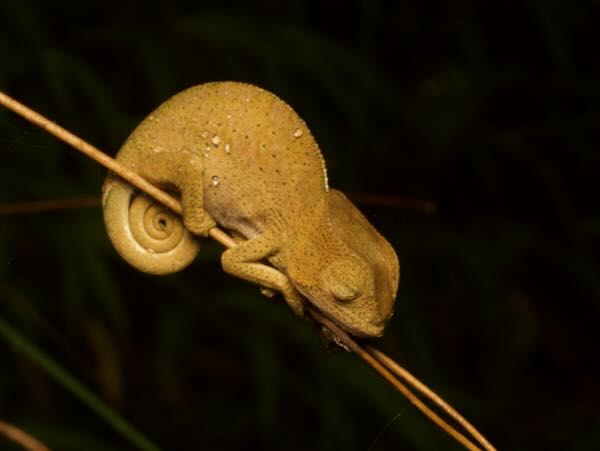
102, 176, 200, 275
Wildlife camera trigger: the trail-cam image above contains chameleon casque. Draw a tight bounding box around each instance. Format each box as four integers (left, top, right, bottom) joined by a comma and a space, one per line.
102, 81, 399, 337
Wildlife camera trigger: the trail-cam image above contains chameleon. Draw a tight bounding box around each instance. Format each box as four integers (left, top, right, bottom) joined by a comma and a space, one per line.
102, 81, 399, 337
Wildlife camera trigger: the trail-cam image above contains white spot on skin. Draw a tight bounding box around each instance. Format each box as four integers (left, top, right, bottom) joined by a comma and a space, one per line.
211, 175, 220, 187
224, 143, 231, 153
211, 135, 221, 146
293, 128, 303, 138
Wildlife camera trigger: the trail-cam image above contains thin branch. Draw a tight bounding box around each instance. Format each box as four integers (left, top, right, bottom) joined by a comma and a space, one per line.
0, 92, 181, 217
0, 89, 495, 451
0, 91, 234, 250
0, 421, 51, 451
0, 196, 100, 216
310, 311, 482, 451
365, 346, 496, 451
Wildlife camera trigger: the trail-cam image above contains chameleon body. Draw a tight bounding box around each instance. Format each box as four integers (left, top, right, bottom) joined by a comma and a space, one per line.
102, 82, 399, 337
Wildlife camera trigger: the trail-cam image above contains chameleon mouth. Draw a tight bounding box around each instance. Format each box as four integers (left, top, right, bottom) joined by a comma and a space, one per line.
300, 293, 385, 338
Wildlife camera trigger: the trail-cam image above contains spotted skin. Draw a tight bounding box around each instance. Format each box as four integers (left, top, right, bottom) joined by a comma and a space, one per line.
102, 82, 399, 337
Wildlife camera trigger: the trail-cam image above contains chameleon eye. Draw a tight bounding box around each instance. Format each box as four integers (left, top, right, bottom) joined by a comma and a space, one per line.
321, 257, 366, 302
330, 279, 361, 301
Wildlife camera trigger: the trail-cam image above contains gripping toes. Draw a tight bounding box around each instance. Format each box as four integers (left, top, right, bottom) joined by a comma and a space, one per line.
183, 213, 216, 237
221, 234, 305, 317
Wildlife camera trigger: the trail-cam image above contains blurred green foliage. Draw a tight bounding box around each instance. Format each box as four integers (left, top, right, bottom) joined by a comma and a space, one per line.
1, 0, 599, 449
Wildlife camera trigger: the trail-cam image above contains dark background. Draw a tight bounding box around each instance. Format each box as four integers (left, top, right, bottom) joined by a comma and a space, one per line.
1, 1, 599, 450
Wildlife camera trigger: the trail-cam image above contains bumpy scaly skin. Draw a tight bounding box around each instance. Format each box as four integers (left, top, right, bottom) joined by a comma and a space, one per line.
102, 81, 399, 337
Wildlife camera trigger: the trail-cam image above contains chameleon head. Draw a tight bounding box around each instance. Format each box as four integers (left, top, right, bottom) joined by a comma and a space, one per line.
290, 189, 399, 338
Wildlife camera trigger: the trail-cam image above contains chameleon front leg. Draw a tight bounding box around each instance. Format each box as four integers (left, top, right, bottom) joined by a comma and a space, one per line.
221, 231, 305, 316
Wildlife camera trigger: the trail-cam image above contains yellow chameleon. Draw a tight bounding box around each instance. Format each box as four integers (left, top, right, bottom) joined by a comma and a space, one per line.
102, 82, 399, 337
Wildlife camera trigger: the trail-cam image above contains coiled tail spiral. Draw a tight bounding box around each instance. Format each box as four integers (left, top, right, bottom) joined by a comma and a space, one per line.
102, 177, 201, 275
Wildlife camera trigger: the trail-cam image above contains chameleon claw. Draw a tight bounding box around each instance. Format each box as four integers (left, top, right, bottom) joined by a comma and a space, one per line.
260, 287, 277, 298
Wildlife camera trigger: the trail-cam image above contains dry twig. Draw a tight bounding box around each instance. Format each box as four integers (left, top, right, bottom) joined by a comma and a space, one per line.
0, 421, 51, 451
0, 196, 100, 215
